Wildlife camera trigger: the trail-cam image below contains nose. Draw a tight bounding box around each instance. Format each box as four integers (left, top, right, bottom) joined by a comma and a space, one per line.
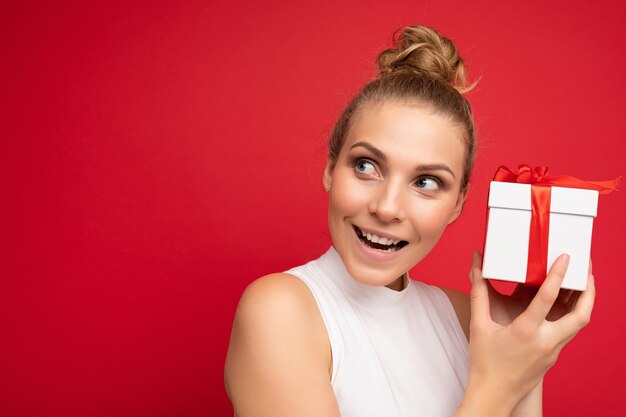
368, 180, 406, 223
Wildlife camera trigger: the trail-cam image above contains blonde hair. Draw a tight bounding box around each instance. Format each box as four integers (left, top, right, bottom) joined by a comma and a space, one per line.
328, 25, 478, 192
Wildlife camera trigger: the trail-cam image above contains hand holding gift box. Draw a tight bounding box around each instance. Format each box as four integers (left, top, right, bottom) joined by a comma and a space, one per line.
482, 165, 620, 291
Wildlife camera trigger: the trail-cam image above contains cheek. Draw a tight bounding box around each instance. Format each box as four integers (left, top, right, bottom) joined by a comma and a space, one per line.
409, 199, 458, 239
329, 171, 369, 217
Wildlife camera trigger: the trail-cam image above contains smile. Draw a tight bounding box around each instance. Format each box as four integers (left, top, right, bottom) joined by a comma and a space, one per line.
353, 226, 408, 253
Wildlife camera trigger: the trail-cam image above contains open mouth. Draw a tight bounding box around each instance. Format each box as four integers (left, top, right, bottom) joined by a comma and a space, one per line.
353, 226, 408, 253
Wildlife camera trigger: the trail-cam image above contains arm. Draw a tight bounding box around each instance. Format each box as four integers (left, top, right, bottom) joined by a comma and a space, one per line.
224, 273, 340, 417
510, 381, 543, 417
444, 288, 542, 416
442, 288, 544, 416
444, 252, 595, 417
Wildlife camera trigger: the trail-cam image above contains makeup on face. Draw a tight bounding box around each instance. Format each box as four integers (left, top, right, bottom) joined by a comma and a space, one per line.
324, 102, 467, 290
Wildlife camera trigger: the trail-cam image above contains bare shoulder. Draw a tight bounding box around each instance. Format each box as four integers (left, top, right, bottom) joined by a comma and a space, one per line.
236, 272, 317, 317
224, 273, 338, 417
439, 287, 470, 341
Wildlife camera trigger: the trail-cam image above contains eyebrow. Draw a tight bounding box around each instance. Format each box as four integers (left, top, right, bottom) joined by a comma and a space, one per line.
349, 141, 457, 179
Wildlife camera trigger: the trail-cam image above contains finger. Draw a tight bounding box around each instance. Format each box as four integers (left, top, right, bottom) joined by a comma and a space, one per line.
484, 276, 503, 298
566, 290, 581, 312
522, 254, 570, 325
555, 273, 596, 338
553, 330, 578, 357
545, 289, 575, 321
469, 251, 490, 325
483, 277, 505, 308
557, 289, 574, 307
565, 257, 594, 313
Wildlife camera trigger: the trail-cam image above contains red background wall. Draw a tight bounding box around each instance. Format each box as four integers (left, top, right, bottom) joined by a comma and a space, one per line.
2, 1, 625, 416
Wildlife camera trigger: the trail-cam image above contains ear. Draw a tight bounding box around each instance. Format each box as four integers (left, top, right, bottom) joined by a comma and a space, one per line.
323, 157, 335, 191
447, 184, 470, 225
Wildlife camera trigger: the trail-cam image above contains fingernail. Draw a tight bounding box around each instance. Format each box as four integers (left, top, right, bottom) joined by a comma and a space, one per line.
472, 252, 477, 262
559, 254, 570, 267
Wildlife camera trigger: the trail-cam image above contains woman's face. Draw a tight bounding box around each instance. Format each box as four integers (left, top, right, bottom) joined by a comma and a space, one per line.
323, 101, 468, 290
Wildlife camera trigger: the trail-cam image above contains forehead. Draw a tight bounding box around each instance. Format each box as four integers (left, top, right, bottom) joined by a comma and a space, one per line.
344, 102, 466, 174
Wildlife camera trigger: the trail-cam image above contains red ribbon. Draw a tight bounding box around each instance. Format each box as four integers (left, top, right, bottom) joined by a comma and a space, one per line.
492, 165, 620, 286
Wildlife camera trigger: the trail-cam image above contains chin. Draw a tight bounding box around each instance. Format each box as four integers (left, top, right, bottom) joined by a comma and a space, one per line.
342, 253, 409, 287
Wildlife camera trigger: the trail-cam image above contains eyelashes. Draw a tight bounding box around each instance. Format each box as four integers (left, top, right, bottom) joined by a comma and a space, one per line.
354, 158, 377, 175
413, 174, 447, 192
350, 157, 448, 192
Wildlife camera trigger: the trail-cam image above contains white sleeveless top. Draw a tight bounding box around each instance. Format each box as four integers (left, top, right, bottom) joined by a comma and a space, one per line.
285, 247, 469, 417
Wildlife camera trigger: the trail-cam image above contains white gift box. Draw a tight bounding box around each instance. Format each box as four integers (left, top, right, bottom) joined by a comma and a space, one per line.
482, 181, 599, 291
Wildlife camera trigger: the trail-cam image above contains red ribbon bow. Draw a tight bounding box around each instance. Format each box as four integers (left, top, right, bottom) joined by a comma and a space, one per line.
492, 165, 620, 286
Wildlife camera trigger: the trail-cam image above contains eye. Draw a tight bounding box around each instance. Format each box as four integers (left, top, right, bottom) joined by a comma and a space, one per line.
354, 159, 377, 175
415, 176, 441, 191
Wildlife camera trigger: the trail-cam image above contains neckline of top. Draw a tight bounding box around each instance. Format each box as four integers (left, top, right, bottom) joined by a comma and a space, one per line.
314, 246, 412, 312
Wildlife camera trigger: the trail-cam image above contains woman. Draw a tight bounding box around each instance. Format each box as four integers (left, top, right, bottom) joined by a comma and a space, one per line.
224, 25, 595, 417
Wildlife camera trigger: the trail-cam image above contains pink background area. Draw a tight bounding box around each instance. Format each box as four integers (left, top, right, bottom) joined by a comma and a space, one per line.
2, 1, 625, 416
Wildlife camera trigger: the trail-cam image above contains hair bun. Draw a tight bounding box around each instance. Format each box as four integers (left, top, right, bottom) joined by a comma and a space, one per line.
377, 25, 475, 93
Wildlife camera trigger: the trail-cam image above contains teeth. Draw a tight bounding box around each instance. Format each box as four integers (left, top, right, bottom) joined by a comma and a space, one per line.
360, 228, 401, 246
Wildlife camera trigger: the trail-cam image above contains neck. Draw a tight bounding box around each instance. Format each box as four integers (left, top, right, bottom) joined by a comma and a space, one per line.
385, 274, 406, 292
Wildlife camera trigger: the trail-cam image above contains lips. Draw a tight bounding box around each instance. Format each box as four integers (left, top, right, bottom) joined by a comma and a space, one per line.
353, 225, 408, 252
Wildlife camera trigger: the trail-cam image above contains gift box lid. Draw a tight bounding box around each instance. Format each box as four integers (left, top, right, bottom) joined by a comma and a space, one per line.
488, 181, 599, 217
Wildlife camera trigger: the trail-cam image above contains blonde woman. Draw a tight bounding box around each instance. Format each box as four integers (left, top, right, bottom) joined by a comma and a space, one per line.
224, 25, 594, 417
